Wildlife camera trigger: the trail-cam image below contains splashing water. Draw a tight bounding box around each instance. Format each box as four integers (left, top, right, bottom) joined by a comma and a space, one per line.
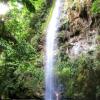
45, 0, 61, 100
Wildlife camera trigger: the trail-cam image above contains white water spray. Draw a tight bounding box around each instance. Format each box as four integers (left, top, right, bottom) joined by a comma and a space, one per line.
45, 0, 61, 100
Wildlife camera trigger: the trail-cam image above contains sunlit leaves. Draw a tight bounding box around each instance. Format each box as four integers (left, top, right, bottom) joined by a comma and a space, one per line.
5, 6, 31, 40
0, 0, 51, 98
21, 0, 35, 12
92, 0, 100, 14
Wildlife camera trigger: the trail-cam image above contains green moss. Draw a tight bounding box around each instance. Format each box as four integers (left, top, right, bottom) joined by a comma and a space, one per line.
96, 35, 100, 41
41, 0, 56, 33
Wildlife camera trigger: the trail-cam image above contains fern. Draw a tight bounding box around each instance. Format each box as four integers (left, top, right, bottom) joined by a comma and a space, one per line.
92, 0, 100, 14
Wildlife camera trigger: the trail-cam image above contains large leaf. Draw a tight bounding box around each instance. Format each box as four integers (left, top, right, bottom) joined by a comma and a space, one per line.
22, 0, 35, 12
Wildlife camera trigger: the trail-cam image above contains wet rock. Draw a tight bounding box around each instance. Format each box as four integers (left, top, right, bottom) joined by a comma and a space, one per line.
58, 21, 69, 32
57, 0, 99, 59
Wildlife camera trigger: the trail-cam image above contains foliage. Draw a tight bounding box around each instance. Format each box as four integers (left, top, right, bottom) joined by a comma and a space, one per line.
0, 0, 52, 99
0, 39, 44, 98
0, 0, 100, 99
55, 46, 100, 99
92, 0, 100, 14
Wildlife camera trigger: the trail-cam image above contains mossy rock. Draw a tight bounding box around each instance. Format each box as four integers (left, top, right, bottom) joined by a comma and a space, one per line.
96, 35, 100, 43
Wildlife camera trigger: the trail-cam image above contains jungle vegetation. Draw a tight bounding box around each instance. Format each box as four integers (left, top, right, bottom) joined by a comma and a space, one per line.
0, 0, 100, 100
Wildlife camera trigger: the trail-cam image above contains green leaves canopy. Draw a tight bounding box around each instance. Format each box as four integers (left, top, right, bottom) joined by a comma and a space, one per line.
92, 0, 100, 13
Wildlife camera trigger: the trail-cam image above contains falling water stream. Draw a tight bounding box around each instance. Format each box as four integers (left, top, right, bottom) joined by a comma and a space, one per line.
45, 0, 62, 100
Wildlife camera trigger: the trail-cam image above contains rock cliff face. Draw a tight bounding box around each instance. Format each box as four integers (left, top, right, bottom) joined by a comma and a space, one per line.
58, 0, 100, 58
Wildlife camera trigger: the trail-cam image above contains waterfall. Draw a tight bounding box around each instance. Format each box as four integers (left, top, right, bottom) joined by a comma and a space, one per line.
45, 0, 61, 100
